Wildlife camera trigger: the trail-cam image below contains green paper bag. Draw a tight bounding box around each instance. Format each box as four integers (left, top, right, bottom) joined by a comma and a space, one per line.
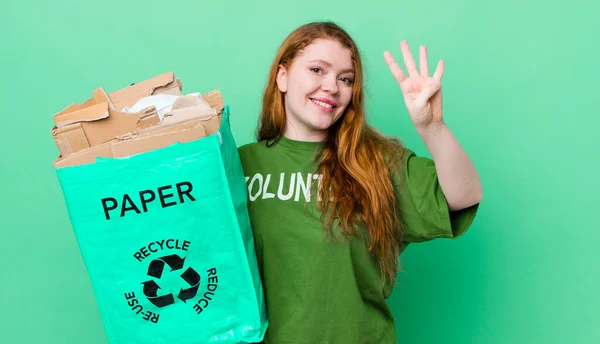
56, 105, 267, 343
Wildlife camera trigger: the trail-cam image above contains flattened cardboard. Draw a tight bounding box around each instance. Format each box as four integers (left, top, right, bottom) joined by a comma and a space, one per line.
111, 125, 207, 158
52, 88, 160, 156
143, 89, 223, 133
53, 141, 114, 168
54, 97, 100, 122
52, 123, 90, 155
51, 73, 225, 167
161, 90, 223, 130
162, 106, 216, 125
204, 114, 222, 135
53, 89, 109, 128
201, 90, 224, 113
84, 106, 159, 147
108, 72, 182, 110
171, 95, 212, 110
54, 118, 210, 168
138, 111, 161, 129
135, 117, 207, 137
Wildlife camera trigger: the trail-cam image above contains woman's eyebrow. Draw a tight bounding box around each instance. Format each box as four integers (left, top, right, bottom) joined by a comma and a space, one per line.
308, 59, 354, 73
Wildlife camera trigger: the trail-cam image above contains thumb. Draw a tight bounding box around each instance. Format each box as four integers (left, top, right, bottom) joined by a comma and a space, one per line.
413, 81, 441, 109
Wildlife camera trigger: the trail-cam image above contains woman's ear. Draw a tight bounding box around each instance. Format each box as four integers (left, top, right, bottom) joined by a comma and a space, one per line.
276, 65, 288, 93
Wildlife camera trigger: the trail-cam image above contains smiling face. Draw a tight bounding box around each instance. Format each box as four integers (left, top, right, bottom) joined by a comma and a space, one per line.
276, 38, 355, 141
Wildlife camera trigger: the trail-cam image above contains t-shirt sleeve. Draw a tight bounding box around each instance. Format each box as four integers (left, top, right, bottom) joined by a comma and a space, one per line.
392, 148, 479, 243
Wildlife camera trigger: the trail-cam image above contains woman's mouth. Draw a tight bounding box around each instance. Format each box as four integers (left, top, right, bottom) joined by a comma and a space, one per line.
310, 98, 336, 113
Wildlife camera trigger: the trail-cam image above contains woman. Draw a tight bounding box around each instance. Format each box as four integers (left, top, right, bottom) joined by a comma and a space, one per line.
238, 21, 482, 344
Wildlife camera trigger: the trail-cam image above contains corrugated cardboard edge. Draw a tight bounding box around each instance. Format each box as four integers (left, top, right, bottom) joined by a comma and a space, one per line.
162, 106, 216, 125
53, 102, 109, 127
137, 117, 207, 136
53, 88, 111, 127
51, 75, 224, 167
52, 123, 91, 156
202, 90, 224, 113
53, 140, 115, 168
108, 72, 182, 110
110, 125, 207, 158
53, 116, 213, 168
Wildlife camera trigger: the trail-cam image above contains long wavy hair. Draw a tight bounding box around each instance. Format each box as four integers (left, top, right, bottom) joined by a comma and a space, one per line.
257, 21, 406, 287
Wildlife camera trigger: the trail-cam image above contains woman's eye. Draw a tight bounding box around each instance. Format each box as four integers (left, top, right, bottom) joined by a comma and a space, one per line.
340, 77, 354, 85
310, 67, 323, 74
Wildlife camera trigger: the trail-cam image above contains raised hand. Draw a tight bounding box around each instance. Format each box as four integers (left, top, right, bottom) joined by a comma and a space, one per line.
384, 41, 445, 130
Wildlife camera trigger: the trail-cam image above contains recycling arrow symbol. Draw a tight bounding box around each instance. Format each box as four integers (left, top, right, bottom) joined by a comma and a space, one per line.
178, 267, 201, 303
142, 280, 174, 308
147, 254, 186, 278
141, 254, 200, 308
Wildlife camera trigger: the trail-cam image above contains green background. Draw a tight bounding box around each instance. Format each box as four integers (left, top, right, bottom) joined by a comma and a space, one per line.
1, 0, 598, 343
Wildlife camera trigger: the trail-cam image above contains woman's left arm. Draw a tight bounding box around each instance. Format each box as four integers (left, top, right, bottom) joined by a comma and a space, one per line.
416, 123, 482, 211
383, 41, 482, 211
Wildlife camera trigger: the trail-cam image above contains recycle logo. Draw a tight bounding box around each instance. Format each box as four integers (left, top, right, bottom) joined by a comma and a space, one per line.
141, 254, 200, 308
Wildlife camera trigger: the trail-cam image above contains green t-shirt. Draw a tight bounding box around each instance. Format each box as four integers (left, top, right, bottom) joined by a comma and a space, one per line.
238, 135, 479, 344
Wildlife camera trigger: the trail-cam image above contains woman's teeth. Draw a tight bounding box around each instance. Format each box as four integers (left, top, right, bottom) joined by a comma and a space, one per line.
312, 99, 333, 108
